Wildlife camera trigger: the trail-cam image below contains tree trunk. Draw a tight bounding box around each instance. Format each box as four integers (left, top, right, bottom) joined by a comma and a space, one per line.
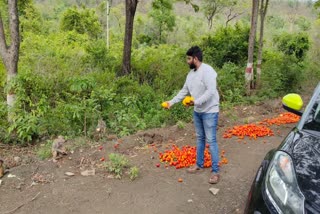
256, 0, 269, 89
0, 0, 20, 120
121, 0, 138, 75
245, 0, 259, 95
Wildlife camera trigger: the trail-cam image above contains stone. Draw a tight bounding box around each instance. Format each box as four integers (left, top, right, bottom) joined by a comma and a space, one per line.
81, 169, 95, 176
209, 187, 219, 195
14, 156, 22, 163
65, 172, 75, 176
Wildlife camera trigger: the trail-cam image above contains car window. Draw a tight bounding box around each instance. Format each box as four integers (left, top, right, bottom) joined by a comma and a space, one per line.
303, 93, 320, 133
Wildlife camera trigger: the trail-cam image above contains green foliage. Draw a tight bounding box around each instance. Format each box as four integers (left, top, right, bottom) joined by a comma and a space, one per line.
129, 166, 139, 181
105, 153, 129, 179
84, 39, 117, 71
60, 6, 102, 38
201, 0, 237, 27
273, 32, 310, 60
201, 23, 250, 68
267, 15, 285, 30
0, 0, 316, 145
8, 111, 40, 143
295, 16, 311, 31
132, 45, 186, 93
176, 120, 186, 129
149, 0, 176, 43
258, 50, 305, 97
217, 62, 245, 103
20, 1, 45, 35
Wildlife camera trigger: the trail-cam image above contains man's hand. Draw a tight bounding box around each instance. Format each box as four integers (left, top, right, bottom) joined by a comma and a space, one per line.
161, 101, 170, 109
182, 96, 194, 107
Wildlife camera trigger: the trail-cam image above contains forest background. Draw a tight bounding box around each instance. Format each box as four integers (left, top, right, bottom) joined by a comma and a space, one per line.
0, 0, 319, 144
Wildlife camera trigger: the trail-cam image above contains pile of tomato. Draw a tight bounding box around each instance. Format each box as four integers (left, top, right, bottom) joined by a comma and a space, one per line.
158, 144, 228, 169
260, 112, 300, 126
223, 112, 300, 139
223, 124, 274, 139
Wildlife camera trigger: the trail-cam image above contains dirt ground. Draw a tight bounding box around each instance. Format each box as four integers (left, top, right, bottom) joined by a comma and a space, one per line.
0, 99, 299, 214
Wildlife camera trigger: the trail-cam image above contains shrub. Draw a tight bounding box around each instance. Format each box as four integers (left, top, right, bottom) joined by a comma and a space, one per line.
105, 153, 130, 179
201, 23, 250, 68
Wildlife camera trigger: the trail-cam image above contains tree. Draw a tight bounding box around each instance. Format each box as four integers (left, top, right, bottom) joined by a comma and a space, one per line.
224, 1, 245, 27
245, 0, 259, 94
202, 0, 236, 29
256, 0, 269, 88
60, 6, 103, 38
149, 0, 175, 44
122, 0, 138, 75
0, 0, 20, 118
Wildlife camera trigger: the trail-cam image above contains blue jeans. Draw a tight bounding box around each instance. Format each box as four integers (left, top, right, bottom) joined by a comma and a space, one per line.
193, 111, 219, 173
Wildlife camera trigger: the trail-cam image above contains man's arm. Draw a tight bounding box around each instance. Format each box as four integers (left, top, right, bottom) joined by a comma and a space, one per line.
168, 81, 189, 107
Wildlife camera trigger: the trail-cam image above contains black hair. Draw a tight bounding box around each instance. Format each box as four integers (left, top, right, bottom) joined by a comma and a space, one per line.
186, 46, 203, 62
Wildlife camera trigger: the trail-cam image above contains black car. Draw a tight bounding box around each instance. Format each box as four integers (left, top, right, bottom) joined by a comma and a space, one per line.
244, 82, 320, 214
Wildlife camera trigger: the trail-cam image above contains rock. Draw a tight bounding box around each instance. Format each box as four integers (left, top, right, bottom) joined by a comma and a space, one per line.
31, 181, 38, 187
14, 156, 22, 163
107, 175, 114, 179
209, 187, 219, 195
65, 172, 75, 176
68, 157, 72, 160
187, 199, 193, 203
81, 169, 95, 176
0, 180, 2, 186
7, 174, 16, 178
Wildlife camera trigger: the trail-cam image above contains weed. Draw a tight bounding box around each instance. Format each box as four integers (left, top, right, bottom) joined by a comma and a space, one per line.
129, 166, 139, 181
176, 120, 185, 129
36, 140, 52, 160
105, 153, 129, 179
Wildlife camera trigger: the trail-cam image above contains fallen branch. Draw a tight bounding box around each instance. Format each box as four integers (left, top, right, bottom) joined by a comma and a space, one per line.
1, 192, 41, 214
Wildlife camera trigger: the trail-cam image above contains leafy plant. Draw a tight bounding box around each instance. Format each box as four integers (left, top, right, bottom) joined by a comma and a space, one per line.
176, 120, 186, 129
129, 166, 139, 181
105, 153, 129, 179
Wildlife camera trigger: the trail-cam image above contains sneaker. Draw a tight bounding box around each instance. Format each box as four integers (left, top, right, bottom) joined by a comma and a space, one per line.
209, 173, 220, 184
187, 165, 202, 173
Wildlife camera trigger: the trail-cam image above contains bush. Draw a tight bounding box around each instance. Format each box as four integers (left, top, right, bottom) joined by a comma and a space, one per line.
217, 63, 245, 103
273, 32, 310, 61
201, 23, 250, 68
105, 153, 130, 179
258, 50, 305, 97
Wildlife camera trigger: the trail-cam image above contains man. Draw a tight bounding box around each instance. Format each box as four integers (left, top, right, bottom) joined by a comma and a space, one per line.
163, 46, 220, 184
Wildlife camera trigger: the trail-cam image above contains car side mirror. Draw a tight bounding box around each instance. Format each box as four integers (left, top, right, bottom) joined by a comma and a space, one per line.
282, 93, 303, 116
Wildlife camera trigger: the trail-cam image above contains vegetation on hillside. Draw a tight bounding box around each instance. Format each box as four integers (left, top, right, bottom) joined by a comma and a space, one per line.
0, 0, 319, 144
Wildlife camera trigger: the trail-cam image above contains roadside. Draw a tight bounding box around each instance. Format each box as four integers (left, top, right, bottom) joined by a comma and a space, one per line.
0, 99, 300, 214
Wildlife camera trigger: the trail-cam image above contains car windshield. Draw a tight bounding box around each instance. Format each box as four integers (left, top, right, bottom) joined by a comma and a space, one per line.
303, 91, 320, 134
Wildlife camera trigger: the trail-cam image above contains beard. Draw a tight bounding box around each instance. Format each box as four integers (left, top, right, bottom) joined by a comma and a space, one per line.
189, 63, 196, 70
